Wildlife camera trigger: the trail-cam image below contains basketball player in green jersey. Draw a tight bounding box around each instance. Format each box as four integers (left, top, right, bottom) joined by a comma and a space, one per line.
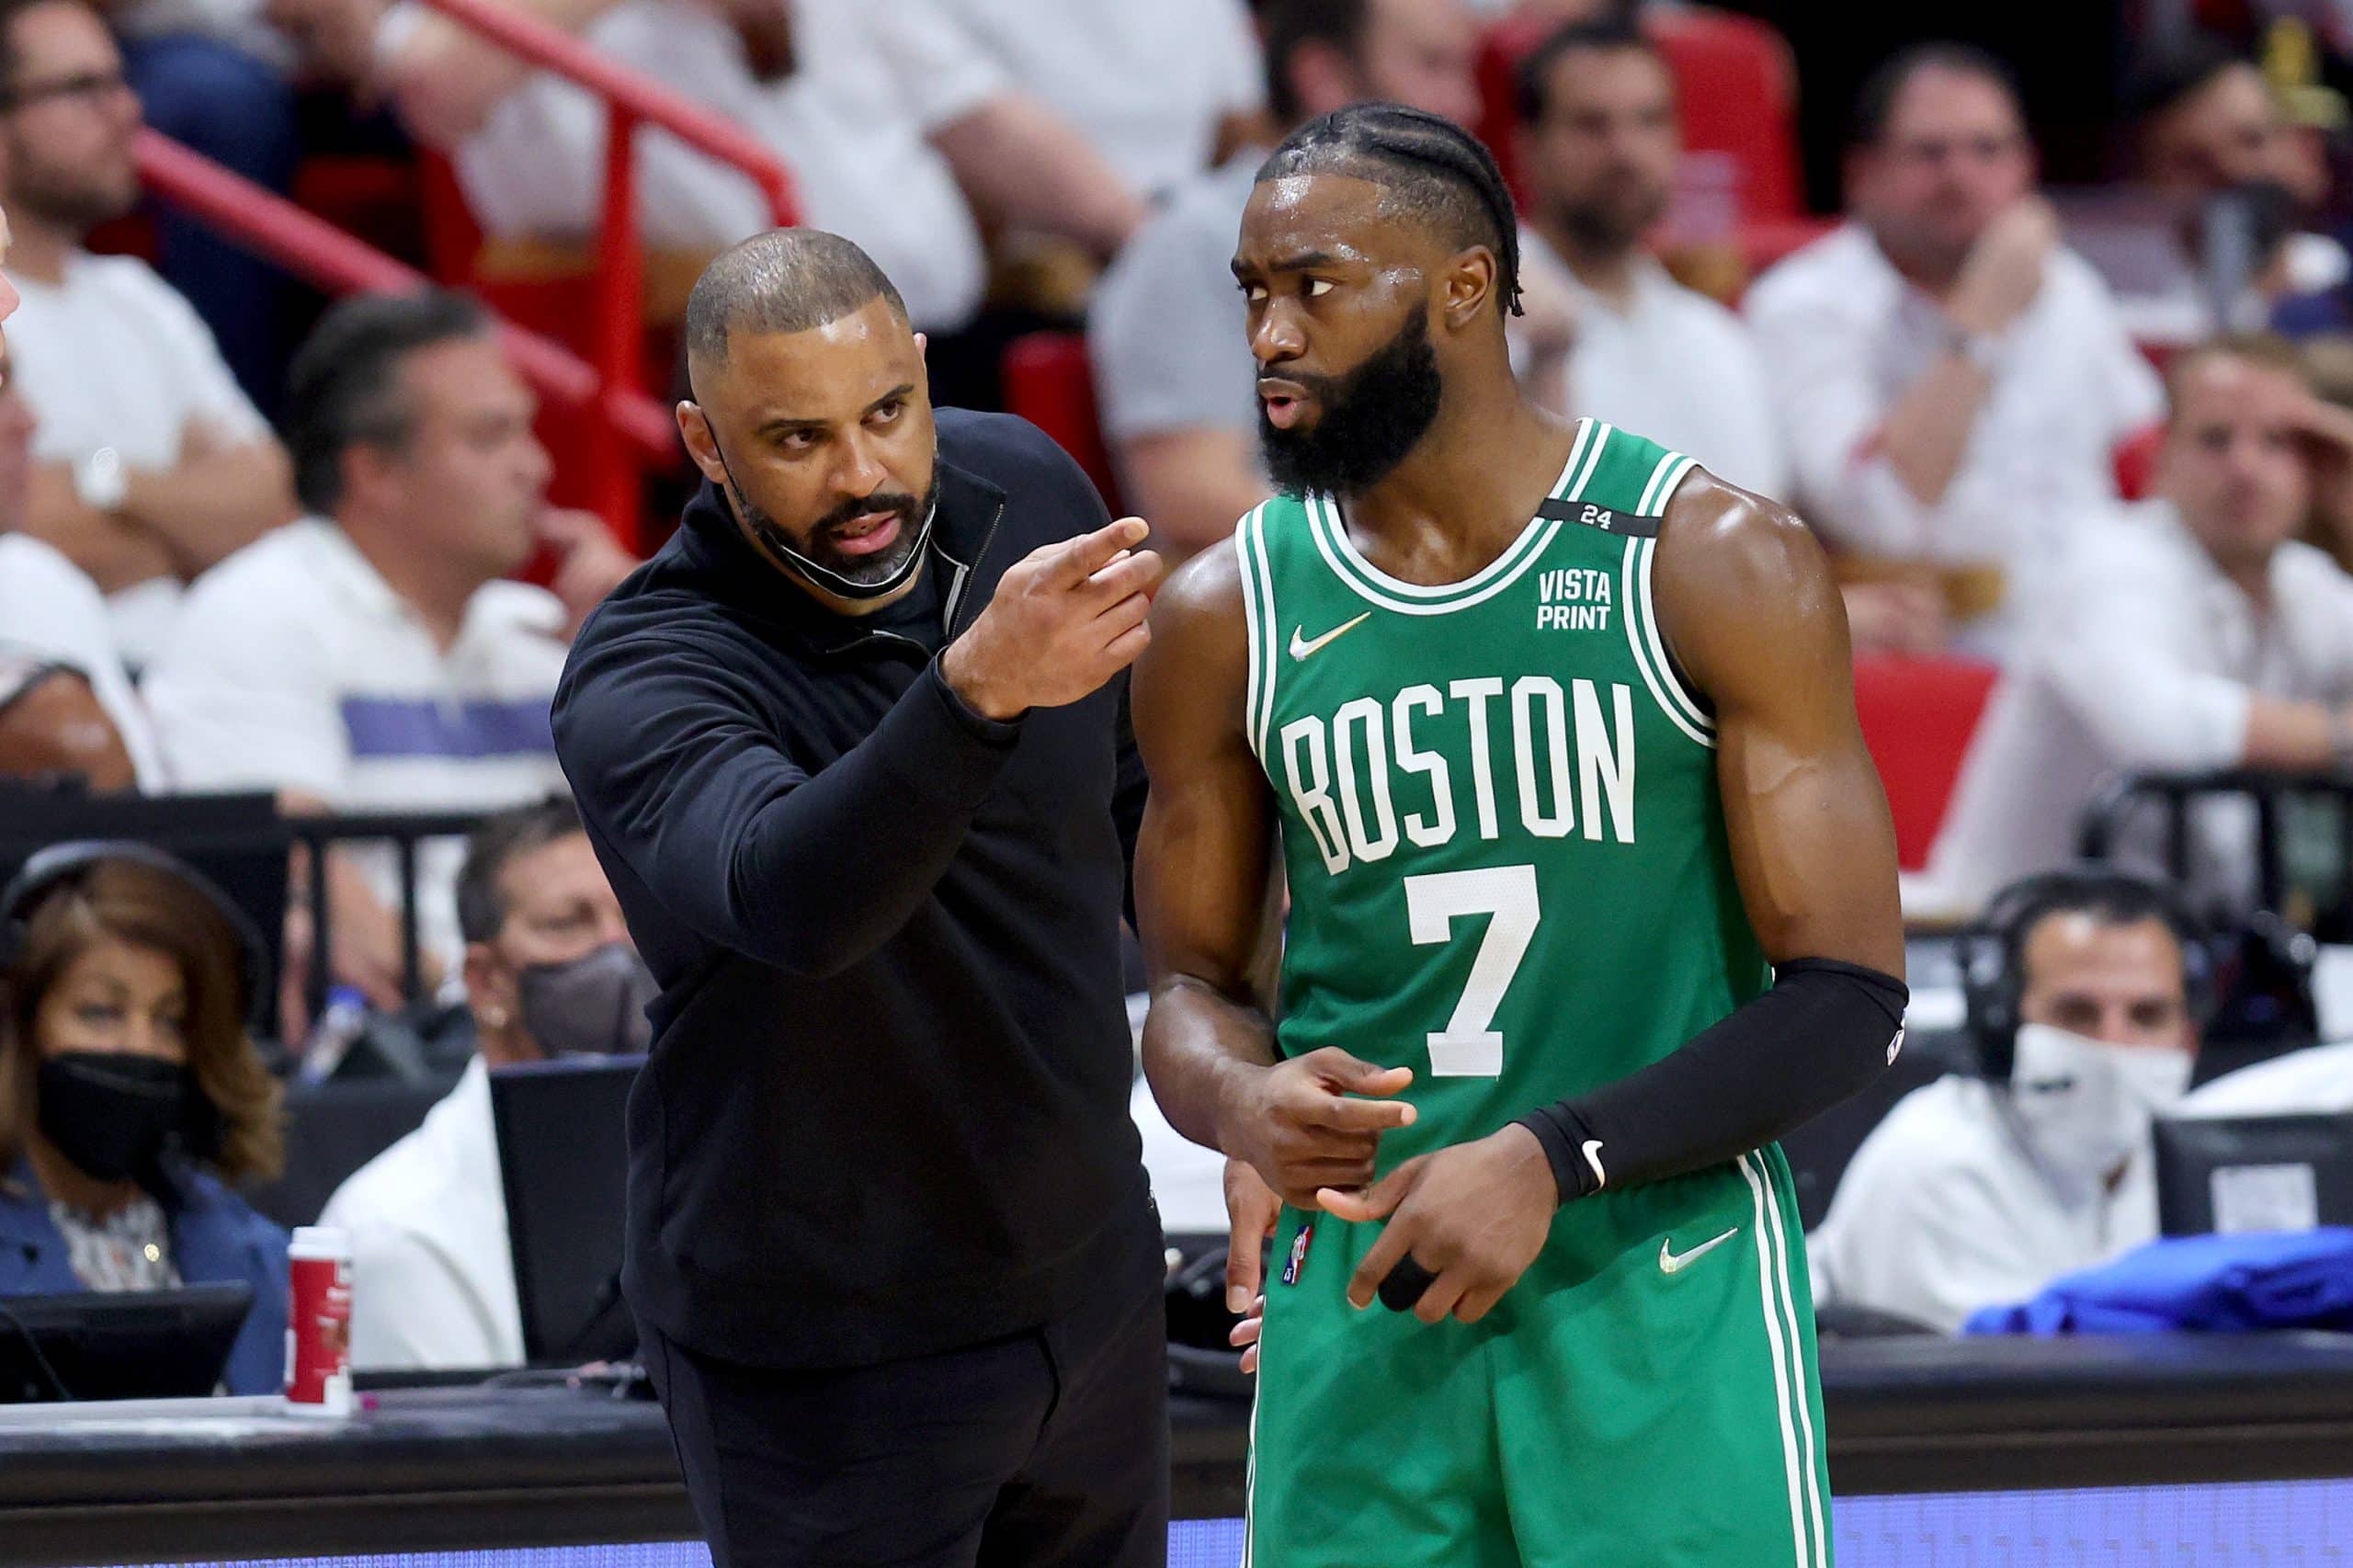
1132, 105, 1909, 1566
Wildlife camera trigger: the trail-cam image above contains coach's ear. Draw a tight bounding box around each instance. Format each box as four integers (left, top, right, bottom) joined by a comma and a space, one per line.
1441, 247, 1499, 332
676, 401, 728, 490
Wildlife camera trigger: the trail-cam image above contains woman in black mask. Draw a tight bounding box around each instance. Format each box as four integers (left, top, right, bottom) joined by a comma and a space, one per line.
0, 850, 290, 1394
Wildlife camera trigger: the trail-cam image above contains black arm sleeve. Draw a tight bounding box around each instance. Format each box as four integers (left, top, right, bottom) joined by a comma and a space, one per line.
554, 640, 1022, 978
1513, 958, 1907, 1204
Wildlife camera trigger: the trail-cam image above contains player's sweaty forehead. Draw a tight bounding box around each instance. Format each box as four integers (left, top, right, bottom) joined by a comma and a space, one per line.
1233, 171, 1437, 285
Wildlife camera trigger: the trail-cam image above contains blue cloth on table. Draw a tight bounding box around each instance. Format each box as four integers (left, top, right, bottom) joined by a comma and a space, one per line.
1962, 1228, 2353, 1335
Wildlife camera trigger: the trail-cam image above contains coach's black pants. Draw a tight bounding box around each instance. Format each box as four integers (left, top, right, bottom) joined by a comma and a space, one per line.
642, 1277, 1169, 1568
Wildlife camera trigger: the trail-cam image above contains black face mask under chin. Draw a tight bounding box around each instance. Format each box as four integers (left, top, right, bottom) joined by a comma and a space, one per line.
36, 1052, 194, 1187
705, 434, 938, 603
515, 942, 659, 1059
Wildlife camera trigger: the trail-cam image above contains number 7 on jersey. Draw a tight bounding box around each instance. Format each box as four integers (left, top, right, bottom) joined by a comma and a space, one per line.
1404, 865, 1540, 1076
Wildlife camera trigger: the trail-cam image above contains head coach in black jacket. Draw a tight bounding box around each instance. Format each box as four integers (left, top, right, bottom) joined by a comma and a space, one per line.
551, 231, 1171, 1568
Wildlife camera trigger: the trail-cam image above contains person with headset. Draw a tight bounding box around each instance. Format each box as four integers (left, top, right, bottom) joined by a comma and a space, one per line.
1809, 869, 2207, 1333
0, 842, 290, 1393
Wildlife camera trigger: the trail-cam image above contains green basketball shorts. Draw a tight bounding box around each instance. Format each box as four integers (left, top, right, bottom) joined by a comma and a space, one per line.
1245, 1147, 1832, 1567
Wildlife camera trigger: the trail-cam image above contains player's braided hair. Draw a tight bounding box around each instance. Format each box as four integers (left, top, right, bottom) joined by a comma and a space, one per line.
1256, 104, 1526, 319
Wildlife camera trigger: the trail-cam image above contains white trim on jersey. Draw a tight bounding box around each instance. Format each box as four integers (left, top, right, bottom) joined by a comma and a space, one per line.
1246, 506, 1279, 762
1234, 505, 1267, 765
1302, 426, 1611, 619
1311, 423, 1596, 604
1635, 535, 1716, 738
1618, 537, 1715, 749
1739, 1152, 1829, 1566
1753, 1152, 1830, 1562
1637, 451, 1699, 519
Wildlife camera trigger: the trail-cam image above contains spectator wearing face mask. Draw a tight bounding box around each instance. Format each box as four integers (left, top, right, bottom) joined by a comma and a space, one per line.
319, 798, 652, 1372
1808, 870, 2202, 1334
0, 845, 290, 1393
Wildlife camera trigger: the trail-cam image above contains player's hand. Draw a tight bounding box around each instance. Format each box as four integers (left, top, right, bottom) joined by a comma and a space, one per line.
1319, 1125, 1557, 1326
1231, 1292, 1266, 1374
1223, 1158, 1281, 1312
1218, 1047, 1416, 1210
942, 517, 1165, 720
1222, 1160, 1279, 1372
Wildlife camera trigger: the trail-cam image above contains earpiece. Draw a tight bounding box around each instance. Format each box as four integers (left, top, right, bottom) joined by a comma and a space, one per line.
1960, 866, 2216, 1080
0, 841, 269, 1027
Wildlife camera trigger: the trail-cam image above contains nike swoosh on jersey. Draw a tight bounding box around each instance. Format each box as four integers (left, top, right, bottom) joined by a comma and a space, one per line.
1888, 1026, 1906, 1065
1288, 612, 1372, 661
1659, 1226, 1740, 1275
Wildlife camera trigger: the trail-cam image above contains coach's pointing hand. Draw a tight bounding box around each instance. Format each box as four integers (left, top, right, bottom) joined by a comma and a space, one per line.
1217, 1047, 1416, 1210
944, 517, 1164, 721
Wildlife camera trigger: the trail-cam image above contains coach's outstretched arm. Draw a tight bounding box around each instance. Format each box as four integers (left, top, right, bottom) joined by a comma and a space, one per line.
1134, 545, 1418, 1222
1325, 477, 1909, 1324
553, 517, 1157, 979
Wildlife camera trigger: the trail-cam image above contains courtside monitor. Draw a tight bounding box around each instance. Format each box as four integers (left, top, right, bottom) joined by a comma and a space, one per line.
2155, 1113, 2353, 1236
492, 1054, 642, 1366
0, 1282, 254, 1403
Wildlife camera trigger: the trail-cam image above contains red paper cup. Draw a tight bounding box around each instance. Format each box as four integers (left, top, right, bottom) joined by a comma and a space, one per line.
285, 1225, 353, 1417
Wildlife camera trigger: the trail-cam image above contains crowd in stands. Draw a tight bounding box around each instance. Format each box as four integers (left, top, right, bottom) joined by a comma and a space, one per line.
8, 0, 2353, 1372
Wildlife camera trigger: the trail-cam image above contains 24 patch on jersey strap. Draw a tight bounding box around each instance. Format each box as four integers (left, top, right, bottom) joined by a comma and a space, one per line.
1535, 496, 1660, 539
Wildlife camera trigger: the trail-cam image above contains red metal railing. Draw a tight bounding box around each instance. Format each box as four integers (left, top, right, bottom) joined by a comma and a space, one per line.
407, 0, 799, 527
137, 129, 675, 465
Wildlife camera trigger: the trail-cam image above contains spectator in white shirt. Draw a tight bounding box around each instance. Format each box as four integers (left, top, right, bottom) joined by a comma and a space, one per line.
0, 0, 297, 667
1745, 43, 2164, 656
1919, 336, 2353, 915
2176, 1037, 2353, 1116
0, 322, 161, 784
1090, 0, 1487, 561
323, 797, 653, 1372
1811, 869, 2201, 1333
143, 290, 632, 1006
1511, 18, 1788, 496
295, 0, 1145, 335
937, 0, 1266, 201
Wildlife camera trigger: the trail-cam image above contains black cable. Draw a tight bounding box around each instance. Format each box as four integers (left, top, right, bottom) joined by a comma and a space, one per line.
0, 1298, 74, 1403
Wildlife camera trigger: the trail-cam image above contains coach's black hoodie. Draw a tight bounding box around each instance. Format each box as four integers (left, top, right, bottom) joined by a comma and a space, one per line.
551, 409, 1159, 1369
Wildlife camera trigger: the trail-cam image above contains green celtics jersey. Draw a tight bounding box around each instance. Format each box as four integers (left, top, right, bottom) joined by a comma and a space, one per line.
1238, 418, 1771, 1180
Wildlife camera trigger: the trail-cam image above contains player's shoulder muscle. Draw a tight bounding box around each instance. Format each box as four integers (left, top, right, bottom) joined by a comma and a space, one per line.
1649, 471, 1847, 704
1135, 525, 1254, 747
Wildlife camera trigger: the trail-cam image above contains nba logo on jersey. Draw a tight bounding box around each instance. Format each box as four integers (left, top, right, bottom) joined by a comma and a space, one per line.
1281, 1222, 1313, 1286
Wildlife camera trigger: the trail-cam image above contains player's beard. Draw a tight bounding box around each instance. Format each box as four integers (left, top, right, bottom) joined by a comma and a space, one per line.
735, 474, 938, 588
1258, 309, 1443, 498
